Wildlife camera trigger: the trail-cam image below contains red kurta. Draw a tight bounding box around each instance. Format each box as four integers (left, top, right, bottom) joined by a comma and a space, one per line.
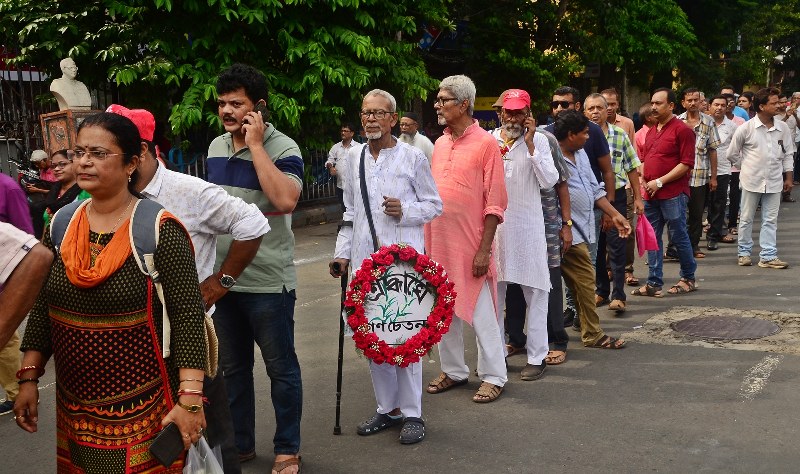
425, 120, 507, 324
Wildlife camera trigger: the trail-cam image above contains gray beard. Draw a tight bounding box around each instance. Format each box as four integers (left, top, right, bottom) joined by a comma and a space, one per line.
366, 131, 383, 140
502, 123, 523, 139
437, 115, 446, 126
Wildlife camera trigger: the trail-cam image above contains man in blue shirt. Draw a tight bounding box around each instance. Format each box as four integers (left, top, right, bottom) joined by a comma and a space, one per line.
722, 85, 753, 121
554, 110, 629, 350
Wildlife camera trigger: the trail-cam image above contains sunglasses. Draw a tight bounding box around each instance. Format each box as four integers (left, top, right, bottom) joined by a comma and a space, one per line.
551, 100, 574, 109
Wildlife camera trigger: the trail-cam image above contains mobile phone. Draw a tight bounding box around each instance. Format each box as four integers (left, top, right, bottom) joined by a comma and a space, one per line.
253, 101, 270, 121
149, 422, 184, 467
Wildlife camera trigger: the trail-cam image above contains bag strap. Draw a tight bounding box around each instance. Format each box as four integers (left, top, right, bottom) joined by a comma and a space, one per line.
50, 200, 86, 253
359, 145, 379, 252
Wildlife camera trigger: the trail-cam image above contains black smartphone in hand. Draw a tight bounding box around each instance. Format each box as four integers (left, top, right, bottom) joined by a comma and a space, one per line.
149, 422, 184, 467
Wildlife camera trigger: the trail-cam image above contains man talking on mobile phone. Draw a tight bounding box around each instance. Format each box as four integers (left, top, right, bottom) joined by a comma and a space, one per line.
206, 64, 304, 473
490, 90, 559, 381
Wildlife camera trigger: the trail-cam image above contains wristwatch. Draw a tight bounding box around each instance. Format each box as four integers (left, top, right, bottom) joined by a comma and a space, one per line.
655, 178, 664, 189
219, 273, 236, 289
177, 401, 203, 413
562, 219, 573, 227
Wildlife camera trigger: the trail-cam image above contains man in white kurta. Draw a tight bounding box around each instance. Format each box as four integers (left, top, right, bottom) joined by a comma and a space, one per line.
331, 90, 442, 444
491, 90, 559, 381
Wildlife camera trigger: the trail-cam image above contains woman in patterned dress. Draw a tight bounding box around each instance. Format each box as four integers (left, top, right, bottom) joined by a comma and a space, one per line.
15, 113, 209, 473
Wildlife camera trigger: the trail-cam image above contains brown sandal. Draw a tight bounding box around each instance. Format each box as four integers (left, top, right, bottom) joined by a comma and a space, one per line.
668, 278, 696, 294
472, 382, 503, 403
272, 455, 301, 474
505, 344, 525, 357
625, 272, 640, 286
545, 350, 566, 365
426, 372, 468, 394
589, 335, 626, 349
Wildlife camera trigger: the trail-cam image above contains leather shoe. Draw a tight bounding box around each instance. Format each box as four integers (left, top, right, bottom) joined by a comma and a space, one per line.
520, 362, 546, 381
707, 240, 719, 251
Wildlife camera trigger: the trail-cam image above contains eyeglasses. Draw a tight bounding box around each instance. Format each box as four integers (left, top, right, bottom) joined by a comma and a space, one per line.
551, 100, 575, 109
48, 161, 72, 170
74, 150, 126, 161
434, 97, 459, 107
360, 110, 393, 119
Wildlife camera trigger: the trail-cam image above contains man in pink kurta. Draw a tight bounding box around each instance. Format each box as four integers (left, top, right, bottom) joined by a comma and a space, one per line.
424, 75, 508, 403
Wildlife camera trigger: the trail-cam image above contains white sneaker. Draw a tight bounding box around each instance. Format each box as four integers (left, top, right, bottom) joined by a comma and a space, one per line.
758, 258, 788, 269
738, 255, 752, 266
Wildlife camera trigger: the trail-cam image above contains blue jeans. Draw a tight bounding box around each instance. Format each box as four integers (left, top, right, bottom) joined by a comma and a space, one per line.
738, 190, 781, 261
644, 194, 696, 288
212, 288, 302, 456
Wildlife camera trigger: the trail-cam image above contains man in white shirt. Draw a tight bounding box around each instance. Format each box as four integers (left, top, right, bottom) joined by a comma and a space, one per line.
706, 95, 740, 250
330, 89, 442, 444
776, 92, 799, 202
727, 88, 795, 269
397, 112, 434, 161
326, 123, 357, 210
108, 104, 270, 472
491, 89, 559, 380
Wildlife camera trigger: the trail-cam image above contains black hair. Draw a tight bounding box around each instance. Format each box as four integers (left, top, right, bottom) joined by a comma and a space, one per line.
77, 112, 142, 196
753, 87, 780, 112
553, 86, 581, 103
553, 109, 589, 141
600, 88, 620, 101
709, 94, 728, 104
721, 84, 736, 92
51, 149, 70, 160
216, 63, 269, 105
653, 87, 677, 105
721, 93, 735, 102
341, 122, 355, 132
680, 87, 700, 100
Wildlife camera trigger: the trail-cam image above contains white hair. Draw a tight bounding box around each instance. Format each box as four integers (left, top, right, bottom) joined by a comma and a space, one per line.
439, 75, 476, 115
30, 149, 49, 162
364, 89, 396, 112
584, 93, 608, 107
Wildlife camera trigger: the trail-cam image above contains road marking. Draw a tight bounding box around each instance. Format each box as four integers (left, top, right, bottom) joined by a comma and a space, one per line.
297, 292, 340, 308
739, 354, 783, 401
293, 253, 332, 266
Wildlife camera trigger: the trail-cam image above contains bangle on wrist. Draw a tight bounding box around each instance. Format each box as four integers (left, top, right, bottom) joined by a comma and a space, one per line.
16, 365, 45, 379
179, 378, 204, 383
18, 378, 39, 385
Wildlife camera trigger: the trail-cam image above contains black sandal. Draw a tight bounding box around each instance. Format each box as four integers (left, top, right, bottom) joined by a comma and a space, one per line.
589, 335, 626, 349
399, 417, 425, 444
356, 413, 402, 436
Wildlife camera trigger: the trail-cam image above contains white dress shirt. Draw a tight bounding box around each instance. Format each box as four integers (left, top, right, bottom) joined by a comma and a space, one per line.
491, 130, 559, 291
141, 161, 270, 282
326, 140, 357, 189
714, 116, 738, 176
727, 115, 796, 194
334, 141, 442, 268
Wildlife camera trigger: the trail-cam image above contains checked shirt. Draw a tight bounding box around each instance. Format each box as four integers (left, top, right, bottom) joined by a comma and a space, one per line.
605, 123, 641, 190
678, 112, 721, 187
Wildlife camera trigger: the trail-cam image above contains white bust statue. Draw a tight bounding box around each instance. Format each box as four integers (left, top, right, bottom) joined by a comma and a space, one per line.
49, 58, 92, 111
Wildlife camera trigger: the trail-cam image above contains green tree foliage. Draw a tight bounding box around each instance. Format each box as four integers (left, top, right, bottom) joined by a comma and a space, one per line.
0, 0, 448, 147
452, 0, 696, 109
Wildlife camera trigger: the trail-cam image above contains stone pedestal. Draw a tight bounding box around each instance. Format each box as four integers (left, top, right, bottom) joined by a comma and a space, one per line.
40, 109, 102, 155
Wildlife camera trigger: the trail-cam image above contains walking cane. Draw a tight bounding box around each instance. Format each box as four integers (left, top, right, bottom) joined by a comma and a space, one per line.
333, 266, 347, 435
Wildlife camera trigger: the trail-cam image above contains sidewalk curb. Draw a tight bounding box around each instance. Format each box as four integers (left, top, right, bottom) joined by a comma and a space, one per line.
291, 201, 342, 228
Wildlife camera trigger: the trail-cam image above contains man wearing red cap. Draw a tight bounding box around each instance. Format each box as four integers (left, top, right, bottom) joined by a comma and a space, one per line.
107, 104, 271, 472
491, 89, 559, 380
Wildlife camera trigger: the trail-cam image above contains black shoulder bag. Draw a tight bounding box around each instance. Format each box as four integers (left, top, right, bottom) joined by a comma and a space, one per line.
359, 145, 380, 252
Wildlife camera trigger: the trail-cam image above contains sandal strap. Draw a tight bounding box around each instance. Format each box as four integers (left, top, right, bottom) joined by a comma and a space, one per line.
273, 455, 301, 473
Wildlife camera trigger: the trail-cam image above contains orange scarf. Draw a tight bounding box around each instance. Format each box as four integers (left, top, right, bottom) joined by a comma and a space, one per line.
62, 201, 134, 288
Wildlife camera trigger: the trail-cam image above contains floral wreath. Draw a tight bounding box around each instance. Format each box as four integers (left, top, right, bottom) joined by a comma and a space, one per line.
344, 243, 456, 367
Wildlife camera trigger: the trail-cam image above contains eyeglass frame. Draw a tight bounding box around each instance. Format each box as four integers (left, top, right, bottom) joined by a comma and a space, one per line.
360, 110, 395, 120
434, 97, 460, 107
74, 149, 127, 161
48, 160, 73, 170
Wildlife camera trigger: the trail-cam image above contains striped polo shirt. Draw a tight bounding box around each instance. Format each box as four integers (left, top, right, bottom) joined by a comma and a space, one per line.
207, 125, 303, 293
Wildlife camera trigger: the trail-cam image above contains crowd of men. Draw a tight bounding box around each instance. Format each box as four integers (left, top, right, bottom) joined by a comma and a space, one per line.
1, 65, 798, 470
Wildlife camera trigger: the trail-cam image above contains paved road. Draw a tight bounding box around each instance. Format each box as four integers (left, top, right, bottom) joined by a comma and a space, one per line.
5, 201, 800, 473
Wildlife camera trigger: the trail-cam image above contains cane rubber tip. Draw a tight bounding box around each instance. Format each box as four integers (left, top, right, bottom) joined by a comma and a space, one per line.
333, 427, 342, 435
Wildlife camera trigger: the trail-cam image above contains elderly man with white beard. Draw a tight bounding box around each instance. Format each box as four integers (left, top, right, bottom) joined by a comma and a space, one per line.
490, 90, 559, 380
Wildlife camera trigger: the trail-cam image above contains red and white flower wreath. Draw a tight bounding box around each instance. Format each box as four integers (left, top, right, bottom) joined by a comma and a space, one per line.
344, 244, 456, 367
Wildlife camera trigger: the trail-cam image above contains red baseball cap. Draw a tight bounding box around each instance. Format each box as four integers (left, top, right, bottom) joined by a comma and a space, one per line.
502, 89, 531, 110
106, 104, 155, 141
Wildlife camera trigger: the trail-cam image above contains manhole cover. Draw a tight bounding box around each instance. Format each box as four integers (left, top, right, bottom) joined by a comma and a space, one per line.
671, 316, 781, 340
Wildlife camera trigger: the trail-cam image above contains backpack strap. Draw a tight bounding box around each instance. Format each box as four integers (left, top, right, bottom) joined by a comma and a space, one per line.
128, 199, 173, 358
50, 200, 89, 254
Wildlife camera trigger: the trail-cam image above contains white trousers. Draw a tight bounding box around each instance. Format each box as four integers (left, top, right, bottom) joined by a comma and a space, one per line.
438, 282, 508, 387
496, 282, 549, 365
369, 360, 422, 418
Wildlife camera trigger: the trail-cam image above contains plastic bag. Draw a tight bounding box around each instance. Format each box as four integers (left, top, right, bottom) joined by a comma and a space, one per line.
183, 437, 224, 474
636, 213, 659, 256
